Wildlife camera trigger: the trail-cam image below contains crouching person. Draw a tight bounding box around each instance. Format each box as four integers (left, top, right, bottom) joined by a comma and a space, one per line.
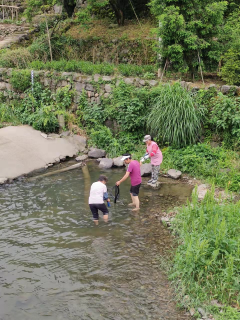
89, 175, 110, 225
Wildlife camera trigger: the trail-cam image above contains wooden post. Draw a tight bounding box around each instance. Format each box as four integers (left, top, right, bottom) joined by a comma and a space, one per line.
44, 12, 53, 62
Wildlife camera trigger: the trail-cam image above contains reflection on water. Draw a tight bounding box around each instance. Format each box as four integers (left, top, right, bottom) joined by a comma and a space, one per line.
0, 161, 192, 320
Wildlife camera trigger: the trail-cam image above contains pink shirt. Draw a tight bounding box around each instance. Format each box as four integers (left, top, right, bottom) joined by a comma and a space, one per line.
147, 141, 163, 166
127, 160, 142, 186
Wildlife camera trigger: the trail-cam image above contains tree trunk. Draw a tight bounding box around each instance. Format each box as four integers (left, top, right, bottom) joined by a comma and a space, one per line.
109, 0, 125, 26
63, 0, 76, 17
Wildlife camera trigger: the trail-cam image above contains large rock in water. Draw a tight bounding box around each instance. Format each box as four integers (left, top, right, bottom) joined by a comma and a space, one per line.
88, 147, 106, 158
141, 163, 152, 176
113, 156, 124, 167
98, 158, 113, 169
167, 169, 182, 179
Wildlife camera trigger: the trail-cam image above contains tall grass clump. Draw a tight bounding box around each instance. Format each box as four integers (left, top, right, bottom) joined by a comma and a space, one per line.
170, 189, 240, 316
147, 83, 202, 148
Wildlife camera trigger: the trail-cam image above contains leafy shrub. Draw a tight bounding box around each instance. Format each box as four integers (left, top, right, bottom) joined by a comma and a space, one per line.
170, 190, 240, 312
162, 143, 240, 191
147, 83, 202, 148
0, 48, 33, 68
106, 81, 150, 133
196, 89, 240, 148
12, 82, 75, 133
27, 105, 59, 132
10, 70, 31, 92
220, 49, 240, 85
0, 103, 20, 125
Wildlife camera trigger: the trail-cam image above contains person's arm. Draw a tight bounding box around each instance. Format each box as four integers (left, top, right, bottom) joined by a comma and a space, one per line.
103, 192, 109, 200
149, 144, 158, 157
116, 171, 130, 186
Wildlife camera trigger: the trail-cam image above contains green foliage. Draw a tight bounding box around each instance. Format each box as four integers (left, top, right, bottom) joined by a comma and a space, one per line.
80, 0, 149, 26
195, 89, 240, 147
10, 70, 31, 92
24, 0, 57, 21
107, 81, 149, 133
118, 64, 155, 77
0, 104, 20, 125
221, 49, 240, 85
29, 60, 115, 75
147, 83, 202, 148
76, 82, 148, 156
162, 143, 240, 191
149, 0, 228, 73
0, 48, 33, 69
13, 82, 75, 132
216, 307, 240, 320
170, 190, 240, 313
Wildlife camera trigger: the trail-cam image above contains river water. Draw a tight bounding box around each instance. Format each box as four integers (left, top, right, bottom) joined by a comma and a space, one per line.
0, 161, 193, 320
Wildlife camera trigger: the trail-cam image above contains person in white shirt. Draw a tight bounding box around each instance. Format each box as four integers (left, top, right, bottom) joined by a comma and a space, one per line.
89, 175, 110, 225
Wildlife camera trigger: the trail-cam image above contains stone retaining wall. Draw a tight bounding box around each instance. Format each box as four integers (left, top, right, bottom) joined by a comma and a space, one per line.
0, 68, 239, 109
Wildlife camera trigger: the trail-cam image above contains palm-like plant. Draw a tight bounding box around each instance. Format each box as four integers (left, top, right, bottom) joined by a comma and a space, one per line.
147, 82, 201, 148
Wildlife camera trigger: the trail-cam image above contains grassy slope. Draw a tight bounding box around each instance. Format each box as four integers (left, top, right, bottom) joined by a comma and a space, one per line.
66, 18, 155, 41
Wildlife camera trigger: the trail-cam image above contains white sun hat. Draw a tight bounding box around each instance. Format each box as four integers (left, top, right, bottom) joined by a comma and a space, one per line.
121, 155, 131, 161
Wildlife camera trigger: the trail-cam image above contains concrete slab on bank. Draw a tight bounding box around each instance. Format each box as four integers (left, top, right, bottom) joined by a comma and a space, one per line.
0, 125, 86, 182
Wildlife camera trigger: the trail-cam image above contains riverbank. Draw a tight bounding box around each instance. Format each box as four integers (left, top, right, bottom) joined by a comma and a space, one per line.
0, 125, 87, 183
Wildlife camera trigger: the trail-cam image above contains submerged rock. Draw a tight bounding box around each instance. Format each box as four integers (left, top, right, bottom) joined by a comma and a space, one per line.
141, 163, 152, 176
98, 158, 113, 169
75, 155, 88, 161
167, 169, 182, 179
88, 148, 106, 158
113, 156, 124, 167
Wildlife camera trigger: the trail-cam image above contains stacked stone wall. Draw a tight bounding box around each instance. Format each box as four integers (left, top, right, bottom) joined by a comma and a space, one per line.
0, 68, 239, 110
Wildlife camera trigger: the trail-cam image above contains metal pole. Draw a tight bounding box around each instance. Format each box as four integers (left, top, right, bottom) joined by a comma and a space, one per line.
31, 70, 34, 92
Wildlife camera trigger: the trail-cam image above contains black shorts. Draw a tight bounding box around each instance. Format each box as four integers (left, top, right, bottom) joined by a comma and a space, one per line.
89, 203, 109, 220
130, 183, 141, 196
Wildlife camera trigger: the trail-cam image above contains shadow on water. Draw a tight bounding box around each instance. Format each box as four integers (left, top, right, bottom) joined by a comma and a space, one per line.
0, 161, 193, 320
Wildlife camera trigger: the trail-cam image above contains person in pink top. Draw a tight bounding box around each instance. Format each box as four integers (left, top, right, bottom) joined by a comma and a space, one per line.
140, 135, 163, 185
116, 153, 142, 211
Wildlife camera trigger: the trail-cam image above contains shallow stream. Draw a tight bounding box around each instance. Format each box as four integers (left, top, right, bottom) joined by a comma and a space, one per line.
0, 161, 193, 320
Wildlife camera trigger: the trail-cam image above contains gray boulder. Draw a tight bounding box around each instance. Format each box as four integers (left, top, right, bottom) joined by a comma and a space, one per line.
88, 148, 106, 158
141, 163, 152, 176
167, 169, 182, 179
221, 85, 231, 94
75, 155, 88, 161
197, 184, 208, 200
99, 158, 113, 169
113, 156, 124, 167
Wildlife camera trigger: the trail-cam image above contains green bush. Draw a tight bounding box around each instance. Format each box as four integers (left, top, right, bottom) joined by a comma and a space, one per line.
0, 48, 33, 68
12, 82, 75, 133
10, 70, 31, 92
147, 82, 202, 148
0, 103, 20, 125
170, 190, 240, 314
220, 49, 240, 85
162, 143, 240, 191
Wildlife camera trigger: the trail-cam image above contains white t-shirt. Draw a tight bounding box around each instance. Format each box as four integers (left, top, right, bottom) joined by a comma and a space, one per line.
89, 181, 107, 204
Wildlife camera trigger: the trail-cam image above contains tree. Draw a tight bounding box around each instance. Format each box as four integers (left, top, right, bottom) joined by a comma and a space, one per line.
63, 0, 77, 17
149, 0, 228, 75
87, 0, 149, 26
